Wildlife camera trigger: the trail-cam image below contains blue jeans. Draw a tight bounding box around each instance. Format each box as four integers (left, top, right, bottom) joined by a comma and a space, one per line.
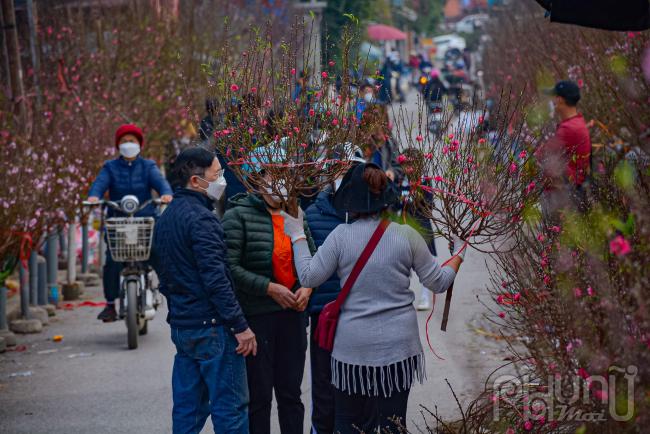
171, 326, 249, 434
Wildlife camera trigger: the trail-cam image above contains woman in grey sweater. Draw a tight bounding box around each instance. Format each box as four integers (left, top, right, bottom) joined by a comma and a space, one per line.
281, 163, 464, 433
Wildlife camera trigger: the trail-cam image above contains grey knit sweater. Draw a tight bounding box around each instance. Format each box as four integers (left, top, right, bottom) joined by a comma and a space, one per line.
292, 217, 456, 396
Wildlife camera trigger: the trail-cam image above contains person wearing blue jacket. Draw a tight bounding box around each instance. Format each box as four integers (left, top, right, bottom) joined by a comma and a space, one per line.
304, 178, 349, 434
151, 147, 256, 434
87, 124, 173, 322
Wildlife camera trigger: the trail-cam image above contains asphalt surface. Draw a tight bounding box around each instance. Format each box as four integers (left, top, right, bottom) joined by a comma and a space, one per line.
0, 90, 505, 433
0, 234, 504, 434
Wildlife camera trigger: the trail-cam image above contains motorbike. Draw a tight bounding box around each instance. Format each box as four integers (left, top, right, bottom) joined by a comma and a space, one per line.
428, 101, 445, 134
83, 195, 163, 349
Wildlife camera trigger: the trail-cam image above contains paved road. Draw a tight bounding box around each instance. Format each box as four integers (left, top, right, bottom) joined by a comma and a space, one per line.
0, 235, 503, 434
0, 90, 505, 433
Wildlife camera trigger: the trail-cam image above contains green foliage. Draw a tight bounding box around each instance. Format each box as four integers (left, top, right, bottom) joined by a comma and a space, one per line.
322, 0, 377, 63
614, 160, 635, 191
411, 0, 445, 35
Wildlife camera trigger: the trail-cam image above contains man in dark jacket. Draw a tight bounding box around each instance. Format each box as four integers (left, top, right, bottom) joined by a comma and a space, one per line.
88, 124, 173, 322
303, 184, 347, 434
151, 147, 256, 434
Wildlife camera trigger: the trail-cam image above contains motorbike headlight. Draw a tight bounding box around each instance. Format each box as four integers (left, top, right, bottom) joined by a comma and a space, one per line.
419, 77, 428, 85
120, 195, 140, 214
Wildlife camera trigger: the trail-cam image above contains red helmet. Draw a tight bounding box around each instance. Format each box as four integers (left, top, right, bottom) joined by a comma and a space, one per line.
115, 124, 144, 148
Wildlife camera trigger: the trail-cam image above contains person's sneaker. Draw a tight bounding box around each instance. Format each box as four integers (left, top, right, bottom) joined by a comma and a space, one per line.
97, 304, 117, 322
417, 291, 432, 311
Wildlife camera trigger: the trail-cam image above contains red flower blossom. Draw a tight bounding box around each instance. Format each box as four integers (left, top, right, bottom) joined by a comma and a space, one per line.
526, 181, 536, 194
609, 235, 631, 256
230, 84, 239, 92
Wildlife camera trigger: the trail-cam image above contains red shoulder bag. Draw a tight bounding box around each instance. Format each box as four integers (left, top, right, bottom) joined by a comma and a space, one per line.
314, 219, 390, 351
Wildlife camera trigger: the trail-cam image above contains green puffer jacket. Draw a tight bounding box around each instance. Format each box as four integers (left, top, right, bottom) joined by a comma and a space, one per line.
221, 193, 316, 317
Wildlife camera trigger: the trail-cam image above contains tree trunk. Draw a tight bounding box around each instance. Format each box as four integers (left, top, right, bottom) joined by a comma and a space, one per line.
0, 0, 27, 126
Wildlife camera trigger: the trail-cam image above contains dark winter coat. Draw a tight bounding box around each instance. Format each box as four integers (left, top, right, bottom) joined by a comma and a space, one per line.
304, 189, 347, 313
151, 188, 248, 333
221, 193, 316, 317
88, 156, 172, 217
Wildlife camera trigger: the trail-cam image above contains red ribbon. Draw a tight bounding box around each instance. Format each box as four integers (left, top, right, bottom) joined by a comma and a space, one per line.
5, 231, 34, 269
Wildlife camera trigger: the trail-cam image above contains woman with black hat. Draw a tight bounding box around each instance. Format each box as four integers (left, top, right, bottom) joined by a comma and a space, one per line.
280, 163, 465, 433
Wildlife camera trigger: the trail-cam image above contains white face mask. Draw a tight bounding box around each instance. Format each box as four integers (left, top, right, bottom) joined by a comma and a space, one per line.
363, 92, 374, 103
265, 185, 288, 202
119, 141, 141, 159
198, 175, 227, 201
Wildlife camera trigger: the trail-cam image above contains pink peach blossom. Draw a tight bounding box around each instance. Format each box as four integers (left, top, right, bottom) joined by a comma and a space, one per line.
609, 235, 631, 256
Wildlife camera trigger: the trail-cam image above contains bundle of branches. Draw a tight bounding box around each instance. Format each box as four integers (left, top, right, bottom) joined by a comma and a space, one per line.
436, 152, 650, 433
209, 19, 379, 216
395, 92, 546, 254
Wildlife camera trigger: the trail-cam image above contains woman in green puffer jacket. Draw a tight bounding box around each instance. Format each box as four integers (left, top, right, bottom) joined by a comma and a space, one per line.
222, 188, 315, 434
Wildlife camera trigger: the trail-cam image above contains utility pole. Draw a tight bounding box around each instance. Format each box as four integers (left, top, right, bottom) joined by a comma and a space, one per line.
294, 0, 327, 78
1, 0, 27, 125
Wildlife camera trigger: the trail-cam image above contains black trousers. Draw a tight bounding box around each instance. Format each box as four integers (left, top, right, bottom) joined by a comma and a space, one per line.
246, 310, 307, 434
334, 387, 411, 434
310, 313, 336, 434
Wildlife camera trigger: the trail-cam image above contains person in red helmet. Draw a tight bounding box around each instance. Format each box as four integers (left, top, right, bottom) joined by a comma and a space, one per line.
87, 124, 173, 322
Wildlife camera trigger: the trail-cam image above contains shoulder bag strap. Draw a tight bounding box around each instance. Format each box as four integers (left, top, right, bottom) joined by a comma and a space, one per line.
332, 219, 390, 311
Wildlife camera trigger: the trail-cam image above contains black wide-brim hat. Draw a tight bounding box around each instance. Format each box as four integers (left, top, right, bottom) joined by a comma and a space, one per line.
332, 162, 399, 213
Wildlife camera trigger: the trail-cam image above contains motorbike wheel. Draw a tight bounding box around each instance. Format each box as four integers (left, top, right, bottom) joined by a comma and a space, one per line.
126, 280, 138, 350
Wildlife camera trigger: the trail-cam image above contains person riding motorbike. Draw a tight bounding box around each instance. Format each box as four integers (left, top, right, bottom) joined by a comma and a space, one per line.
422, 69, 448, 104
87, 124, 173, 322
